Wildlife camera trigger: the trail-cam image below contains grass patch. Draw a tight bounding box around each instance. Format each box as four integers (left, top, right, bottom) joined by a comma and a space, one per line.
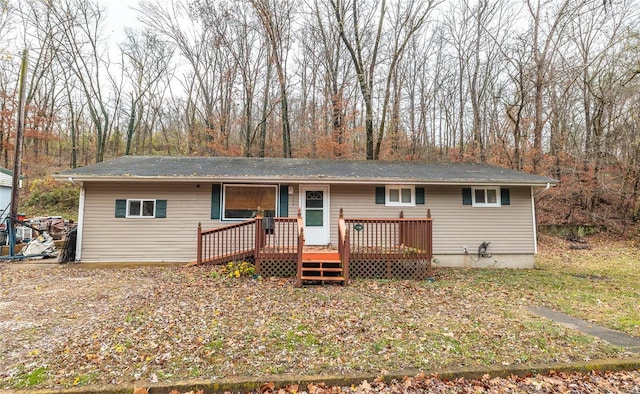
10, 366, 50, 388
533, 237, 640, 336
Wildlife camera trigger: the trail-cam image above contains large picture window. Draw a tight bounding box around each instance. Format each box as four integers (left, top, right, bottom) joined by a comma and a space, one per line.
223, 185, 277, 219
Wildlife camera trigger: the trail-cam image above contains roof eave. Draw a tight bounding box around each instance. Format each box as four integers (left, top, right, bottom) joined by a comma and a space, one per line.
53, 174, 557, 187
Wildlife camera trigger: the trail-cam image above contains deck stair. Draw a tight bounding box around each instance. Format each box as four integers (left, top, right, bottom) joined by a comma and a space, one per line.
299, 251, 345, 285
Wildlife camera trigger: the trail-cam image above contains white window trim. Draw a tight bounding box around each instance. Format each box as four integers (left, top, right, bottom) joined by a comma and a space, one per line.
472, 186, 501, 207
222, 184, 278, 221
385, 185, 415, 207
126, 199, 157, 218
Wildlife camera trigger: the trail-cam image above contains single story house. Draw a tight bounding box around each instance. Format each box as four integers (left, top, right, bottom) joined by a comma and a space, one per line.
54, 156, 557, 280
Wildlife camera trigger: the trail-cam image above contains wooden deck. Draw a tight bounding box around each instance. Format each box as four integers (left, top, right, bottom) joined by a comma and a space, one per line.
195, 209, 433, 284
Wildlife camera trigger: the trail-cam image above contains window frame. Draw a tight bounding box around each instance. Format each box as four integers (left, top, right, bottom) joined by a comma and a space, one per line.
472, 186, 501, 207
385, 185, 415, 207
126, 199, 157, 218
222, 184, 278, 221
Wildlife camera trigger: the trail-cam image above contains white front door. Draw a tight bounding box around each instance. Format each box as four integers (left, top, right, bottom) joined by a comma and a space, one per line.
299, 185, 330, 245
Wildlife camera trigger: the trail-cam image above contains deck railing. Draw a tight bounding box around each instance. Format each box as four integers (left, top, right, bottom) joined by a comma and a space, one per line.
197, 219, 257, 265
255, 212, 303, 275
196, 208, 431, 280
341, 209, 432, 279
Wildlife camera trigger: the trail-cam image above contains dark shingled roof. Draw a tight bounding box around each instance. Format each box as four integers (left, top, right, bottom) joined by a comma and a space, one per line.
55, 156, 557, 186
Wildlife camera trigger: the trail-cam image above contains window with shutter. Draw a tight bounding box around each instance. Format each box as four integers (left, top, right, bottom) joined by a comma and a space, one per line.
466, 187, 503, 207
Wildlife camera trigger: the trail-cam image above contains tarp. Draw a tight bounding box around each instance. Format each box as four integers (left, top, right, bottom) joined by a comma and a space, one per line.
19, 232, 57, 259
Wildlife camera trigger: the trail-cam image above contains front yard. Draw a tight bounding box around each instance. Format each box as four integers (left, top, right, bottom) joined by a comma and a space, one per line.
0, 236, 638, 389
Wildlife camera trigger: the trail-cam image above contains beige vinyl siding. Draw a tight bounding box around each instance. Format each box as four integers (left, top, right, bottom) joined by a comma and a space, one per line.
328, 184, 535, 254
82, 182, 297, 262
81, 182, 244, 262
428, 185, 535, 254
80, 182, 535, 263
287, 185, 300, 218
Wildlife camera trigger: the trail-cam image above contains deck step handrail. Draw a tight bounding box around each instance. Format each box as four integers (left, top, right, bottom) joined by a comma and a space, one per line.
295, 210, 305, 287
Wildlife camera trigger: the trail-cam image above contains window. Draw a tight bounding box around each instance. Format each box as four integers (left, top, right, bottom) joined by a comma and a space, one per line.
305, 190, 324, 226
115, 199, 167, 218
472, 187, 500, 207
223, 184, 277, 219
128, 199, 155, 217
385, 185, 415, 207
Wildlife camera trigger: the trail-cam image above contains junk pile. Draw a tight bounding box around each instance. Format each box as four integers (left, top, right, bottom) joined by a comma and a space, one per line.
19, 232, 57, 259
25, 216, 69, 240
0, 215, 76, 261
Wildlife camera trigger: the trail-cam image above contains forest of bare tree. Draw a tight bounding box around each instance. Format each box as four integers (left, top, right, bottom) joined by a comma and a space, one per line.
1, 0, 639, 231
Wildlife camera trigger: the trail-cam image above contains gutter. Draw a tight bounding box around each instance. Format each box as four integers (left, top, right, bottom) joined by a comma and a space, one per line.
534, 182, 554, 196
51, 175, 558, 188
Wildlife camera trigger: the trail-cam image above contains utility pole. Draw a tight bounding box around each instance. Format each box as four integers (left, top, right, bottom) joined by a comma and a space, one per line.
9, 50, 28, 256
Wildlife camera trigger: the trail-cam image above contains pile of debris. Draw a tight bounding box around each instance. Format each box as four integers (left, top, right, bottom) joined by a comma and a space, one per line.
24, 216, 71, 240
0, 216, 76, 262
19, 231, 57, 259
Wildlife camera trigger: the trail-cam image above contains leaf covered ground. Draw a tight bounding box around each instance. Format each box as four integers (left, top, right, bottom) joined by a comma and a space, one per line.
0, 237, 638, 390
160, 370, 640, 394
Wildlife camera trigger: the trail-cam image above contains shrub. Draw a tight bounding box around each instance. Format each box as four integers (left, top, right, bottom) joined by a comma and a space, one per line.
221, 261, 255, 278
21, 176, 80, 219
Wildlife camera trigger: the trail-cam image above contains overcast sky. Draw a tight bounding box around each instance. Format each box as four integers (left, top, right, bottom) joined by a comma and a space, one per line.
98, 0, 141, 43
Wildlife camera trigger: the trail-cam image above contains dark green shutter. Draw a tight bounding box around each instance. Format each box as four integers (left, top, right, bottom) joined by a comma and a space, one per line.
211, 184, 221, 219
115, 199, 126, 218
279, 185, 289, 217
375, 187, 385, 204
155, 200, 167, 218
416, 187, 425, 204
500, 188, 511, 206
462, 188, 472, 205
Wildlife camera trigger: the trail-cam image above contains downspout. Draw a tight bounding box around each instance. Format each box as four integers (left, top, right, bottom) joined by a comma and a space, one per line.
532, 183, 551, 254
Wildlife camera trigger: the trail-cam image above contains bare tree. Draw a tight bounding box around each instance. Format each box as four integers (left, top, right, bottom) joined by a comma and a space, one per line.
249, 0, 294, 158
374, 0, 438, 159
526, 0, 575, 172
120, 28, 174, 155
329, 0, 385, 159
330, 0, 438, 160
39, 0, 121, 163
210, 1, 267, 157
141, 0, 228, 156
300, 0, 353, 157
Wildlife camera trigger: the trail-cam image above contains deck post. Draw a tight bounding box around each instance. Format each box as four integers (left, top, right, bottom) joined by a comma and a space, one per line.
196, 222, 202, 265
427, 209, 432, 262
399, 210, 404, 246
295, 227, 304, 287
255, 216, 263, 272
